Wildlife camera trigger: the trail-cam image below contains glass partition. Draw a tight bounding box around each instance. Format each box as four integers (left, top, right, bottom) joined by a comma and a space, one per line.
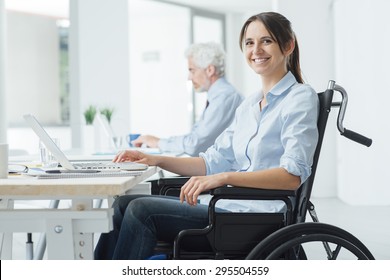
128, 0, 191, 137
191, 11, 225, 123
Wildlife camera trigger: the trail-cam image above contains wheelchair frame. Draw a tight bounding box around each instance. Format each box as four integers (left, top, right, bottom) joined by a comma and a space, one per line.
153, 80, 374, 260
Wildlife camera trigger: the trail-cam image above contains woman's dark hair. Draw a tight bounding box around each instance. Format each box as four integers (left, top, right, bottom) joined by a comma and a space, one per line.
239, 12, 303, 84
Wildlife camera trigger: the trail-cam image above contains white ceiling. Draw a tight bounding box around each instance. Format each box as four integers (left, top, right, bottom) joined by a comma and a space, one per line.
5, 0, 271, 18
161, 0, 272, 13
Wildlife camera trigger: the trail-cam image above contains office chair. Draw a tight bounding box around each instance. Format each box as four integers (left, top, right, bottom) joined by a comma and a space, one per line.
152, 80, 374, 260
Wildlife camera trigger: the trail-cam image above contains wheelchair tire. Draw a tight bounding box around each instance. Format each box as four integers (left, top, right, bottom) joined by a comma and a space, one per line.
246, 222, 374, 260
266, 233, 370, 260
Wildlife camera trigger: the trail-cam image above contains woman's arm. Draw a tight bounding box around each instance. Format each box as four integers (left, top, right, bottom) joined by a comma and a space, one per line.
156, 156, 206, 176
180, 167, 300, 205
113, 150, 206, 176
221, 168, 300, 190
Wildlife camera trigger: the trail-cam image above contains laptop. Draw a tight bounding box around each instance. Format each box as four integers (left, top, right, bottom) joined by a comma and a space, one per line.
94, 113, 118, 149
23, 114, 148, 171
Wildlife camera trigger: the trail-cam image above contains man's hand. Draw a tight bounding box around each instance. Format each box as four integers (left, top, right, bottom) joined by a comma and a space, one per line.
131, 135, 160, 148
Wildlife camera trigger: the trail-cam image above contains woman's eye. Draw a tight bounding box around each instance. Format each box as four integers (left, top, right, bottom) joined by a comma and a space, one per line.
262, 39, 272, 44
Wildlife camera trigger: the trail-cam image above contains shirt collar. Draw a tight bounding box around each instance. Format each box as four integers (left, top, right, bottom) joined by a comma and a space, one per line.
252, 71, 298, 108
263, 71, 297, 104
207, 77, 226, 100
268, 71, 297, 96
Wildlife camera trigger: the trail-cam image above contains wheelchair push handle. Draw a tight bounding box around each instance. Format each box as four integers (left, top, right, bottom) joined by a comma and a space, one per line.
328, 80, 373, 147
341, 128, 372, 147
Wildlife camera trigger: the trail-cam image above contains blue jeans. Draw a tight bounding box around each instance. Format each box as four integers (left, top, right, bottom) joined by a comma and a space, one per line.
94, 195, 210, 259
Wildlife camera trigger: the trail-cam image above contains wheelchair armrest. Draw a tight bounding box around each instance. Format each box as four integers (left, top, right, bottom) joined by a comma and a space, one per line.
208, 186, 297, 226
210, 185, 296, 199
153, 176, 297, 202
150, 177, 190, 196
158, 177, 190, 186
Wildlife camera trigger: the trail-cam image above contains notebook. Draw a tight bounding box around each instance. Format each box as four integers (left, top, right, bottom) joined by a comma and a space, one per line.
23, 114, 148, 172
24, 168, 144, 179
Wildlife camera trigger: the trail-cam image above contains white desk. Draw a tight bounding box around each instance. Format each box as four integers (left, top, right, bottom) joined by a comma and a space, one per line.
0, 166, 158, 260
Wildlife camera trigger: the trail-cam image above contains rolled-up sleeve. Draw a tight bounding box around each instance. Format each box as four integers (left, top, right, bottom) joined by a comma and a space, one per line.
279, 85, 319, 184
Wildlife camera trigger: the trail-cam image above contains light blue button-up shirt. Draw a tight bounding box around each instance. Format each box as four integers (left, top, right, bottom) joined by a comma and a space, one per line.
158, 77, 243, 156
200, 72, 319, 212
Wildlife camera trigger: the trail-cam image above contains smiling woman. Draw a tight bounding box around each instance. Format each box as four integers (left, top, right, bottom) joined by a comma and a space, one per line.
94, 11, 319, 260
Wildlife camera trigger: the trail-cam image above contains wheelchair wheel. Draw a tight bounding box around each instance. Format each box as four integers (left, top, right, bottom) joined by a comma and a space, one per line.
266, 233, 369, 260
246, 222, 375, 260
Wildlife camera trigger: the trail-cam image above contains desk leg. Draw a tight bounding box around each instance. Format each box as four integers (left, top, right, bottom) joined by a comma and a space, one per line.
34, 200, 60, 260
45, 218, 94, 260
72, 199, 94, 260
45, 218, 75, 260
43, 199, 95, 260
45, 219, 96, 260
0, 199, 14, 259
42, 199, 95, 260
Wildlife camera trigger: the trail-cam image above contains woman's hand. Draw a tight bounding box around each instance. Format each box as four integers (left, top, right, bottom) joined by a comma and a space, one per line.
180, 173, 226, 206
112, 150, 156, 165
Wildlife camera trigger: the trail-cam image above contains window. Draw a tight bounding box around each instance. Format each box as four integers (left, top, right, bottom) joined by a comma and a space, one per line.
58, 20, 70, 124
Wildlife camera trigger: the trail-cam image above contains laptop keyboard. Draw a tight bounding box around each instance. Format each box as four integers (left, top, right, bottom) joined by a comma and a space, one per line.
73, 162, 122, 170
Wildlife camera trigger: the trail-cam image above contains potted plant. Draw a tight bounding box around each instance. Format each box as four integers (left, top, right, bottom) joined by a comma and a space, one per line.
83, 105, 97, 125
100, 107, 115, 123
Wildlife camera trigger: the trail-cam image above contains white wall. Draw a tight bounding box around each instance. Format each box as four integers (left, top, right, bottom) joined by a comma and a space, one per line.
69, 0, 131, 149
128, 0, 191, 138
0, 0, 6, 143
334, 0, 390, 205
8, 126, 71, 156
6, 11, 61, 125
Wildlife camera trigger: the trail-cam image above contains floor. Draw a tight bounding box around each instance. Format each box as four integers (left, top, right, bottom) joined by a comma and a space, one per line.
309, 197, 390, 260
6, 197, 390, 260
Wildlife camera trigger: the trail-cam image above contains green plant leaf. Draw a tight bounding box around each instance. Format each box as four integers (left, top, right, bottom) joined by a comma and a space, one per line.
84, 105, 97, 125
100, 107, 114, 123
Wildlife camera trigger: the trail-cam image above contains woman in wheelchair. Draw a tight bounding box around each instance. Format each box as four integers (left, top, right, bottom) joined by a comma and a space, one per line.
94, 11, 319, 260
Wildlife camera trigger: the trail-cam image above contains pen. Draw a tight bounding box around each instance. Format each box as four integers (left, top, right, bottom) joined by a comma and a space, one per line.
45, 169, 101, 174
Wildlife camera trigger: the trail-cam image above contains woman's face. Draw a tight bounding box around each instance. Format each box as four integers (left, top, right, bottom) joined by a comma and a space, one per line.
244, 20, 291, 79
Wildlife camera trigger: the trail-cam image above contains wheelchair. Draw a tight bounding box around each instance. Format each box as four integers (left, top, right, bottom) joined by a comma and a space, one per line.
151, 80, 374, 260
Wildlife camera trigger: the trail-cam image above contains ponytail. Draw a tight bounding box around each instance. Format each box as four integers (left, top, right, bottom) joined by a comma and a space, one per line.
288, 35, 303, 84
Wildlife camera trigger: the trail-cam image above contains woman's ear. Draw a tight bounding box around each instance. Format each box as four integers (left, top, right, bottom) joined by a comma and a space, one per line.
284, 39, 295, 56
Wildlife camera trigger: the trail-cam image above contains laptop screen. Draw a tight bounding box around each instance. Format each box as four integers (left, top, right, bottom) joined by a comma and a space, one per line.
23, 114, 75, 170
